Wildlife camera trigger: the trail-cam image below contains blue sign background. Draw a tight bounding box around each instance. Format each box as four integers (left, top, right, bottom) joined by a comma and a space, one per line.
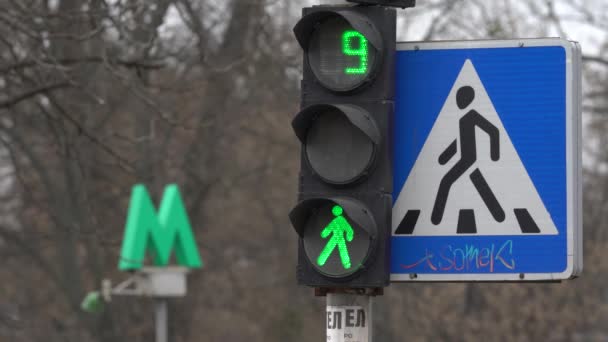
391, 45, 568, 275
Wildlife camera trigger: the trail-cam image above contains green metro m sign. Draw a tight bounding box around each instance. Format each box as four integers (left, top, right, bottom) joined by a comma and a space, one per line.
118, 184, 203, 270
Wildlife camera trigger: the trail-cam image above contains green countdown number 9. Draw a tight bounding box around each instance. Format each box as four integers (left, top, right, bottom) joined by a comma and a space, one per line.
342, 30, 368, 75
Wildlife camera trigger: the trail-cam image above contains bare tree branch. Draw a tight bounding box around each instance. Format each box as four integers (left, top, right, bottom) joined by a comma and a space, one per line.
0, 81, 71, 109
584, 55, 608, 68
0, 56, 165, 74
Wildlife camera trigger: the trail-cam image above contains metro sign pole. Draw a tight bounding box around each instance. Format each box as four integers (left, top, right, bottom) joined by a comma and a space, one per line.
290, 1, 414, 341
82, 184, 203, 342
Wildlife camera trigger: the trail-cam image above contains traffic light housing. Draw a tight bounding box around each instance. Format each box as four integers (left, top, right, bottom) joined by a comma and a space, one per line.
290, 5, 396, 288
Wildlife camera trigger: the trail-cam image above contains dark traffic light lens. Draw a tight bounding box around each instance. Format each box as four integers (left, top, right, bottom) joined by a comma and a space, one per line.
302, 203, 371, 278
307, 16, 378, 91
305, 109, 375, 184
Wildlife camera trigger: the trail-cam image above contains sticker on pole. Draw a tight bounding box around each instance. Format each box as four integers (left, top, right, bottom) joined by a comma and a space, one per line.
391, 39, 582, 282
327, 306, 368, 342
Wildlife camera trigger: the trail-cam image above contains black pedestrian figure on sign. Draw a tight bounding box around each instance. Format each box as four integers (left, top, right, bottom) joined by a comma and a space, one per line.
431, 86, 505, 225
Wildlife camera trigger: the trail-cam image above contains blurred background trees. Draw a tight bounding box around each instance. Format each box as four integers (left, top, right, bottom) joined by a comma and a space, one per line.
0, 0, 606, 341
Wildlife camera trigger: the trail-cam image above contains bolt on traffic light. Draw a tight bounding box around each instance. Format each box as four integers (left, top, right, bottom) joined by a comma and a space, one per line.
290, 4, 396, 289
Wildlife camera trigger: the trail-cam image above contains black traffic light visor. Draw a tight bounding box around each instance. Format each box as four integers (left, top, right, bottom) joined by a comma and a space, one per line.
293, 10, 383, 52
292, 104, 380, 146
289, 197, 377, 238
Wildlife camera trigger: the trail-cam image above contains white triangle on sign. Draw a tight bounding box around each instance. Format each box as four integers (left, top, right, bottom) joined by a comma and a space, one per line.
393, 59, 558, 236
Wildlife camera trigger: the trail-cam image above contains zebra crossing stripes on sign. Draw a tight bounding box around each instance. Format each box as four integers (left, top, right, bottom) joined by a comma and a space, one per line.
390, 39, 582, 282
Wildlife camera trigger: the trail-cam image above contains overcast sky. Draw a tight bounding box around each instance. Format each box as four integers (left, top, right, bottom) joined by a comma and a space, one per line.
158, 0, 604, 167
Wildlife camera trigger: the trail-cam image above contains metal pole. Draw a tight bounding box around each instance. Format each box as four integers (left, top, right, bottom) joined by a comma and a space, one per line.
326, 292, 372, 342
155, 299, 168, 342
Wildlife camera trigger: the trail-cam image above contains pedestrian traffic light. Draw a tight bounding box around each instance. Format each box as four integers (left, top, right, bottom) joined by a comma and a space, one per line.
290, 4, 396, 288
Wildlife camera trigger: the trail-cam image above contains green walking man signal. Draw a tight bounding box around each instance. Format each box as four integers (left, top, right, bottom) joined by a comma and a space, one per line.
118, 184, 203, 271
317, 205, 355, 269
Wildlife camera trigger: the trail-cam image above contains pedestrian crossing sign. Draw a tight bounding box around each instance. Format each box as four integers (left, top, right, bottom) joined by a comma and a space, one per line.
391, 39, 582, 282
